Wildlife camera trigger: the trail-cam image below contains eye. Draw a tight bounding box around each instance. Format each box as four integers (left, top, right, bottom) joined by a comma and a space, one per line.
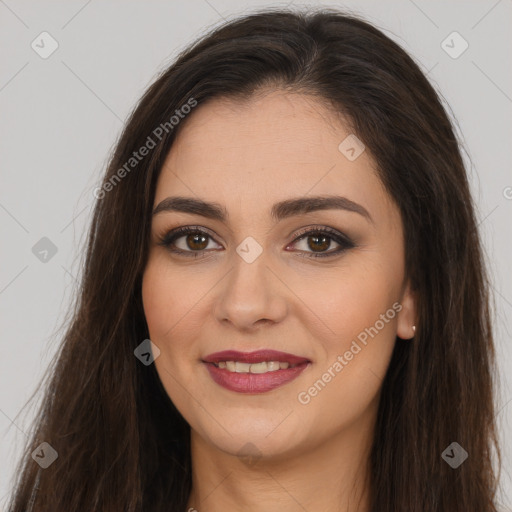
157, 224, 355, 259
157, 226, 222, 258
287, 226, 355, 258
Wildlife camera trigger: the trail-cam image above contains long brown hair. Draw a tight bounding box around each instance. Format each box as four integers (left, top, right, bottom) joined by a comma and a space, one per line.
7, 8, 500, 511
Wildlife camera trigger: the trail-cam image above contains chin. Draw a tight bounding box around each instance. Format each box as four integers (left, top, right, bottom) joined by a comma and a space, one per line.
194, 415, 307, 462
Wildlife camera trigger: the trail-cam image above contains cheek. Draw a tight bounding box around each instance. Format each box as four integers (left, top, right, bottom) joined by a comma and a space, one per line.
142, 261, 174, 339
141, 258, 200, 407
141, 254, 219, 379
141, 257, 196, 370
294, 262, 399, 419
305, 261, 399, 347
141, 255, 202, 341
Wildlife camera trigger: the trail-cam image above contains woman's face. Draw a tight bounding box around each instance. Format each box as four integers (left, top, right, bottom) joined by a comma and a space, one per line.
142, 90, 416, 461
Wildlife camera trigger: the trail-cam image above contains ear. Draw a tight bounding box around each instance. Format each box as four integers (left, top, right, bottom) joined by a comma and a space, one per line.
396, 279, 417, 340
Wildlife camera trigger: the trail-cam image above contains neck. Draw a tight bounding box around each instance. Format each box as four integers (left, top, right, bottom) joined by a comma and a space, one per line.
185, 412, 375, 512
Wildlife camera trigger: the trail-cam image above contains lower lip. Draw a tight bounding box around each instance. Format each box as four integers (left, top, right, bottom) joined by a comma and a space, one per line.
203, 362, 310, 393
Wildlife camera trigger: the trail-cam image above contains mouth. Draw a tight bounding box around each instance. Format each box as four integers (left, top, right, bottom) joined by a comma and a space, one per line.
202, 350, 311, 393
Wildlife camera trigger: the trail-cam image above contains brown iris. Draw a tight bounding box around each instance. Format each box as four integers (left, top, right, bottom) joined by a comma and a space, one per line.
307, 234, 330, 252
187, 233, 208, 250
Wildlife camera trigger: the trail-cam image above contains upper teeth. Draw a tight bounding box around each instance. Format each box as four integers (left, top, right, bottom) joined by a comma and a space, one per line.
216, 361, 293, 373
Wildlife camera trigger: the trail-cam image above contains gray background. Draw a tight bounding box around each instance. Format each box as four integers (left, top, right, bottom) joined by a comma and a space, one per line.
1, 0, 511, 509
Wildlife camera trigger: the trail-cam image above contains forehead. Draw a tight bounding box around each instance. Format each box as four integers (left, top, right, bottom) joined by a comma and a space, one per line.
166, 90, 353, 169
155, 90, 395, 225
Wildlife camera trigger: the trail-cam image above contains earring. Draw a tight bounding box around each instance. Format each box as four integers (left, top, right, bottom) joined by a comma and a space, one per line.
412, 325, 416, 335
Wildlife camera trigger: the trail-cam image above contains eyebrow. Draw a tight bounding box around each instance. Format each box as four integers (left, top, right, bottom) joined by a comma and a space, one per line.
152, 195, 373, 224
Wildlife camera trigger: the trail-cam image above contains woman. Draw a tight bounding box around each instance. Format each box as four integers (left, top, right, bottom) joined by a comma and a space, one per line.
7, 8, 501, 511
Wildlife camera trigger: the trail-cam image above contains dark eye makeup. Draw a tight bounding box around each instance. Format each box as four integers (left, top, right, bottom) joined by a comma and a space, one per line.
156, 224, 356, 259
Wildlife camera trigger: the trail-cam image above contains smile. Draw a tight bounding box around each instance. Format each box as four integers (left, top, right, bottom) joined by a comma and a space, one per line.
202, 350, 311, 393
213, 361, 298, 373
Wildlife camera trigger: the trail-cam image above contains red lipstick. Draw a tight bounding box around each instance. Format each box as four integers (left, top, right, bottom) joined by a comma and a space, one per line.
202, 350, 310, 394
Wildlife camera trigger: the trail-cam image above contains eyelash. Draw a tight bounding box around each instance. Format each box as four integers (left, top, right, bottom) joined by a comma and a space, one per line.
157, 225, 355, 259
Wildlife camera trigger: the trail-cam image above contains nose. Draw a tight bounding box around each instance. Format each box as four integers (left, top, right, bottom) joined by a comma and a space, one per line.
214, 250, 288, 331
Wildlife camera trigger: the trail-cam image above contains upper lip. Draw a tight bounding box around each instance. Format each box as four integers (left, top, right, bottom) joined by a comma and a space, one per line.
203, 350, 310, 365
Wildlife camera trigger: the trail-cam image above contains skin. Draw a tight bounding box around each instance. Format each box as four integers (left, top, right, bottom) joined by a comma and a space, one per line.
142, 89, 417, 512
